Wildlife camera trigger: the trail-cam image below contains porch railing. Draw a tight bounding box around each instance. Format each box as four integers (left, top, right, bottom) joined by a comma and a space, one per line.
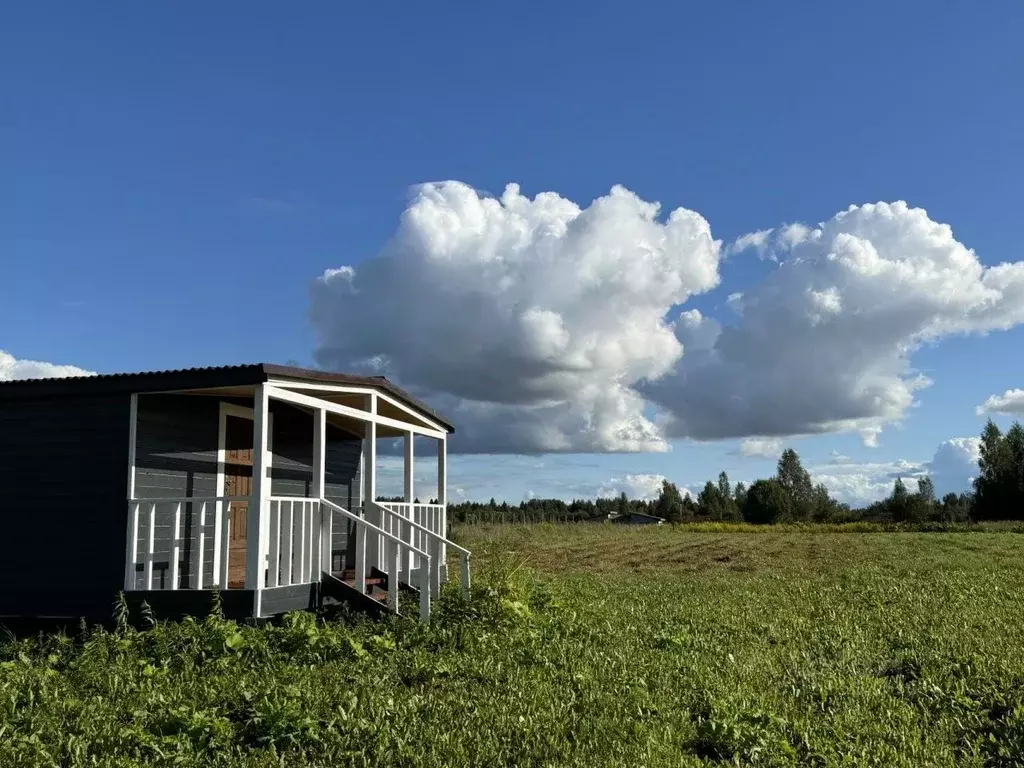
266, 497, 322, 588
125, 496, 249, 591
374, 501, 471, 600
124, 494, 467, 624
320, 498, 433, 621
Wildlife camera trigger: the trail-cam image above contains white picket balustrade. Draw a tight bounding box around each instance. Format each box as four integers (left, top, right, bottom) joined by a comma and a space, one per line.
375, 501, 471, 601
124, 496, 247, 591
266, 497, 322, 588
123, 494, 467, 624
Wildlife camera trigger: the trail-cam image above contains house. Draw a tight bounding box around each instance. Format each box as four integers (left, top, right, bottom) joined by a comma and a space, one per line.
0, 364, 470, 624
586, 511, 666, 525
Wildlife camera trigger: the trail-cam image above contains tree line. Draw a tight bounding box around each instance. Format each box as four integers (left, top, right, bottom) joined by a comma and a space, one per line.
445, 419, 1024, 526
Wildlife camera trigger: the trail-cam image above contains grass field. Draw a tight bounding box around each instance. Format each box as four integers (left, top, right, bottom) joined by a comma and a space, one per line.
4, 524, 1024, 766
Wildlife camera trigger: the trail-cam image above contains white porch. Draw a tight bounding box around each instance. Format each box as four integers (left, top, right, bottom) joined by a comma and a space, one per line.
122, 378, 470, 622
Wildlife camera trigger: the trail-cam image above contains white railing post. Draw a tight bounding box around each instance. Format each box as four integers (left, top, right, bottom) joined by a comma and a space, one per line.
124, 501, 140, 591
312, 502, 321, 582
404, 432, 415, 575
419, 554, 432, 623
358, 394, 376, 593
268, 500, 280, 588
460, 553, 471, 600
170, 501, 182, 590
192, 501, 207, 590
313, 408, 328, 574
297, 500, 307, 584
211, 499, 223, 587
145, 502, 156, 590
438, 436, 447, 582
247, 385, 271, 610
389, 539, 400, 611
221, 510, 231, 588
355, 522, 367, 593
306, 501, 315, 582
430, 535, 441, 597
283, 501, 294, 586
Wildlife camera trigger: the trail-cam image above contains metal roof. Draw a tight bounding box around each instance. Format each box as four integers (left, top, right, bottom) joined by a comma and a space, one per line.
0, 363, 454, 432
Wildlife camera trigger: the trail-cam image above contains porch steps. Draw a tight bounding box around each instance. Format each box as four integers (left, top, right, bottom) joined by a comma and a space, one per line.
337, 569, 389, 603
320, 570, 390, 616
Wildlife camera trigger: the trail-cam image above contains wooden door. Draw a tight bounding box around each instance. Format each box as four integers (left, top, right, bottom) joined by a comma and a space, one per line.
224, 415, 253, 589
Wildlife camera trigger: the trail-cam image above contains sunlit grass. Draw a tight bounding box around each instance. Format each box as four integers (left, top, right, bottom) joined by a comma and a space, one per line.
3, 524, 1024, 765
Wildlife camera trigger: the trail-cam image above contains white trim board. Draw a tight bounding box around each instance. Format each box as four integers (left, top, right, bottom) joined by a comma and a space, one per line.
266, 378, 449, 435
265, 384, 447, 440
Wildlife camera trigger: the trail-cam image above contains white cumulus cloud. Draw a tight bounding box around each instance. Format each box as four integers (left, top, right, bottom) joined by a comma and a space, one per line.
976, 389, 1024, 416
596, 473, 670, 501
0, 351, 94, 381
927, 437, 981, 497
725, 228, 775, 259
311, 181, 721, 453
809, 459, 925, 507
808, 437, 980, 506
311, 186, 1024, 454
737, 437, 784, 459
643, 201, 1024, 444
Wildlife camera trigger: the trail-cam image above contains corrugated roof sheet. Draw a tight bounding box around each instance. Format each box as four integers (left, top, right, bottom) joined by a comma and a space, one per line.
0, 363, 454, 432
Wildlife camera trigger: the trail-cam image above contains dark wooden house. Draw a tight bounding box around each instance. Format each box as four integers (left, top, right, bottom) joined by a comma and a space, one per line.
0, 364, 471, 624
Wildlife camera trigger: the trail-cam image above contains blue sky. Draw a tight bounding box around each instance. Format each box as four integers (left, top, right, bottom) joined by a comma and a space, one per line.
3, 2, 1023, 505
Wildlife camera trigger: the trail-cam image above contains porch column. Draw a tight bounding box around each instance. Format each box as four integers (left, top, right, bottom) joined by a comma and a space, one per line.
436, 435, 447, 507
437, 435, 447, 582
313, 407, 330, 574
356, 393, 377, 592
246, 384, 271, 611
403, 431, 415, 574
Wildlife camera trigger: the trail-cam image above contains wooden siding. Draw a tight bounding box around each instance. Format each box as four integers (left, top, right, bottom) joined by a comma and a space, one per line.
326, 438, 362, 569
0, 393, 131, 618
0, 390, 362, 620
133, 394, 221, 589
269, 401, 361, 571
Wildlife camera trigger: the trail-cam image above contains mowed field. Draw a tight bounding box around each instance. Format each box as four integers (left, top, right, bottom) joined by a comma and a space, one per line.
3, 524, 1024, 767
460, 524, 1024, 766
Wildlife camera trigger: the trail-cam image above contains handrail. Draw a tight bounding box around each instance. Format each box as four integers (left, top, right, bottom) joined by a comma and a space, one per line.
373, 500, 471, 599
321, 498, 429, 558
374, 500, 471, 555
322, 497, 433, 622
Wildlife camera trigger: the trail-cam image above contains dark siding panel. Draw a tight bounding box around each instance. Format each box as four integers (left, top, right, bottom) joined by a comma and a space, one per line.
265, 402, 361, 568
0, 393, 130, 618
259, 583, 318, 616
125, 590, 255, 622
326, 433, 361, 569
133, 397, 363, 585
133, 395, 221, 589
269, 401, 313, 498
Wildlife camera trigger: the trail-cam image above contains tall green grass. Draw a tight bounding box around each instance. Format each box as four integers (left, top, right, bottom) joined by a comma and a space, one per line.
3, 527, 1024, 766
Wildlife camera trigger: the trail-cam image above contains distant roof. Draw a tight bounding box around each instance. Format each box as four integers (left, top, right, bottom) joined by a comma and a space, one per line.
0, 363, 454, 432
